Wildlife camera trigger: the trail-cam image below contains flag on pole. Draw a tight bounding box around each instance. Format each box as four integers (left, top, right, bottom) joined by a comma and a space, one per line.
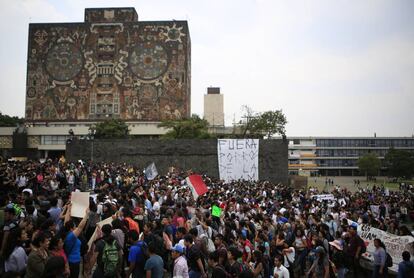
145, 162, 158, 180
186, 175, 208, 200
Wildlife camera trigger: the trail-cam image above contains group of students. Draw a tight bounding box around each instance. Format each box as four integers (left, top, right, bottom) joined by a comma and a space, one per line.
0, 159, 413, 278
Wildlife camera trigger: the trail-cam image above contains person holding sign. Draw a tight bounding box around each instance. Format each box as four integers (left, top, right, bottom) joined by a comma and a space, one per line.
62, 203, 90, 278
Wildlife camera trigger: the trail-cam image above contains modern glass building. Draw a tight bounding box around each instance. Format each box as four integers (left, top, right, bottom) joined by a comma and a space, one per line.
288, 137, 414, 176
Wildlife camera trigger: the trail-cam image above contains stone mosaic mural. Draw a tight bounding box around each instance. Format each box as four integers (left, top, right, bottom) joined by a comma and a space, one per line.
26, 8, 191, 121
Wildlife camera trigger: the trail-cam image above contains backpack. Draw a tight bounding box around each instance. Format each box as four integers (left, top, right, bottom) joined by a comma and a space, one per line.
102, 241, 119, 277
385, 252, 393, 267
200, 234, 215, 253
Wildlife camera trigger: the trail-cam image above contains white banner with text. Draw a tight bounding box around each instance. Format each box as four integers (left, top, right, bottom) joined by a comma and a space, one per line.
218, 139, 259, 182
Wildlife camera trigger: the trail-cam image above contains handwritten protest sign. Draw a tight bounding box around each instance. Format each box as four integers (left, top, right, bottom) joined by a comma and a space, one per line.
70, 191, 90, 218
217, 139, 259, 182
358, 224, 414, 272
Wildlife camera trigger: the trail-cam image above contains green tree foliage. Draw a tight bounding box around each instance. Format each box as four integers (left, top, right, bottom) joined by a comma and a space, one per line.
93, 119, 129, 139
158, 114, 211, 139
0, 112, 24, 127
240, 106, 287, 138
358, 153, 381, 179
384, 148, 414, 179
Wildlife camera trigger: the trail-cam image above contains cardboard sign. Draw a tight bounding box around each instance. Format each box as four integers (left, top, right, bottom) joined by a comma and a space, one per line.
87, 216, 114, 251
70, 191, 90, 218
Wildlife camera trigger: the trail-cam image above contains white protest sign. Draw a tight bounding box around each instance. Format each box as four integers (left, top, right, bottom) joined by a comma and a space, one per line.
312, 194, 335, 202
70, 191, 90, 218
358, 224, 414, 273
370, 205, 380, 218
217, 139, 259, 182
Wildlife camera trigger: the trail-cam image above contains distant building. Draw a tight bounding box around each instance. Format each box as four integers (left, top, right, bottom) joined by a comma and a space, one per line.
204, 87, 224, 127
288, 137, 414, 176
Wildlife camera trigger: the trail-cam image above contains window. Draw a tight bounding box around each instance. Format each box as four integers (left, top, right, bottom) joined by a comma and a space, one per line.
41, 135, 69, 145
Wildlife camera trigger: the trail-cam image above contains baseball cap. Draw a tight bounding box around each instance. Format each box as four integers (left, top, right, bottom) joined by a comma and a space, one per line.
5, 206, 16, 214
172, 244, 185, 254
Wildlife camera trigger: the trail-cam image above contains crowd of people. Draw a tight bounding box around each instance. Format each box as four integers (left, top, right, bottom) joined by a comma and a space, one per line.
0, 158, 414, 278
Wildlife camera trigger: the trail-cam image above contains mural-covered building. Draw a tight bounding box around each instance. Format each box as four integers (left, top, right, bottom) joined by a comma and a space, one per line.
26, 7, 191, 122
0, 7, 191, 159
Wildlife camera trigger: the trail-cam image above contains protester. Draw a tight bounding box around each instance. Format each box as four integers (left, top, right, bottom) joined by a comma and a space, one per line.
26, 231, 49, 278
90, 224, 122, 278
273, 255, 289, 278
62, 204, 89, 278
208, 250, 228, 278
307, 246, 329, 278
42, 256, 66, 278
144, 242, 164, 278
372, 238, 388, 278
48, 235, 70, 276
0, 158, 413, 278
397, 251, 414, 278
3, 227, 28, 275
172, 244, 189, 278
126, 230, 147, 278
329, 240, 348, 278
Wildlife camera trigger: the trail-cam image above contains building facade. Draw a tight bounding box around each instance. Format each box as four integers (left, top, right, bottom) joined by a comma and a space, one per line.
288, 137, 414, 176
26, 7, 190, 122
0, 7, 191, 159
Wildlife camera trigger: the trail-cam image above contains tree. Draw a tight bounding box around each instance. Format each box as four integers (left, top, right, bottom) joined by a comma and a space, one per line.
250, 110, 287, 138
0, 112, 24, 127
384, 148, 414, 179
240, 106, 287, 138
158, 114, 211, 139
93, 119, 129, 139
358, 153, 381, 180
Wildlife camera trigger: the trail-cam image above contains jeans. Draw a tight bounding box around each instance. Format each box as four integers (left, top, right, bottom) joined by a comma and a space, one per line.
296, 249, 308, 273
69, 262, 80, 278
372, 265, 387, 278
337, 267, 348, 278
189, 270, 202, 278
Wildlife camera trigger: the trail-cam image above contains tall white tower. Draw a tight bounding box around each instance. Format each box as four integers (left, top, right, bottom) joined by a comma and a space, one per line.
204, 87, 224, 127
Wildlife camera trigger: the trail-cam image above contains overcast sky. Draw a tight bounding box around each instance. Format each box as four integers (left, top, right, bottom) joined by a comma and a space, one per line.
0, 0, 413, 136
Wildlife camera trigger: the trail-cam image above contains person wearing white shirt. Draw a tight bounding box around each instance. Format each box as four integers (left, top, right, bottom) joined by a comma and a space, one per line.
273, 255, 290, 278
282, 244, 295, 275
